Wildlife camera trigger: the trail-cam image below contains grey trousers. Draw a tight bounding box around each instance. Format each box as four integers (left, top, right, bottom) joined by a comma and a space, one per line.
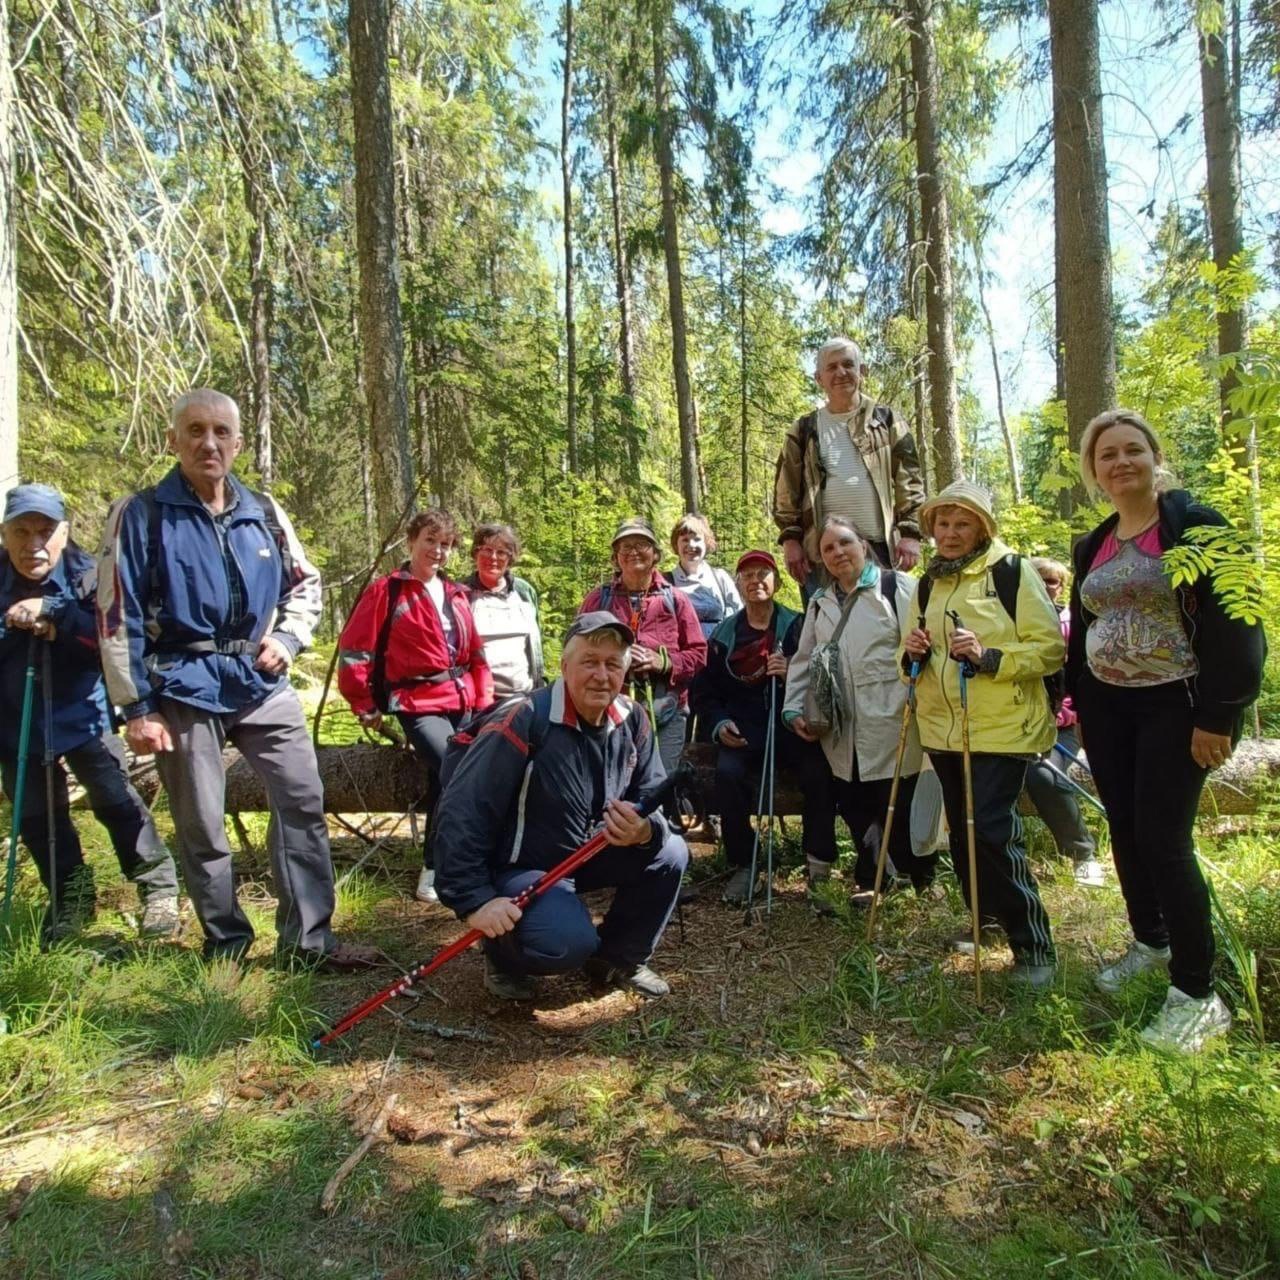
155, 685, 336, 959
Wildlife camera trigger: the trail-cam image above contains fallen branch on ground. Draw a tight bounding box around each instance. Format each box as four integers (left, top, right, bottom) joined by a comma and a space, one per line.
319, 1092, 398, 1216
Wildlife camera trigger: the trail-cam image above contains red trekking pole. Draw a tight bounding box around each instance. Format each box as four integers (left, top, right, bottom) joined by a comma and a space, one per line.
312, 765, 690, 1050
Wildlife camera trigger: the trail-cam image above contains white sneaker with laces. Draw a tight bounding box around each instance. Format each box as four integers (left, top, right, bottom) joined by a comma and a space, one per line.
1139, 987, 1232, 1053
415, 867, 440, 904
1095, 940, 1171, 994
1073, 858, 1107, 888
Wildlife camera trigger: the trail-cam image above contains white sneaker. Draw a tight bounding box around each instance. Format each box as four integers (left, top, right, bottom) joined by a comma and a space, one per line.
1073, 858, 1107, 887
1095, 940, 1171, 994
1139, 987, 1232, 1053
415, 867, 440, 904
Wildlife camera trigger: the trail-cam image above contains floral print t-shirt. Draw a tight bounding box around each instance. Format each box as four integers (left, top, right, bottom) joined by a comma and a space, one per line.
1081, 525, 1197, 687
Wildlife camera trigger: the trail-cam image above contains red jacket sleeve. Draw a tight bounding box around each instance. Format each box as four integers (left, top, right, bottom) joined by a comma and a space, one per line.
337, 576, 389, 716
665, 590, 708, 691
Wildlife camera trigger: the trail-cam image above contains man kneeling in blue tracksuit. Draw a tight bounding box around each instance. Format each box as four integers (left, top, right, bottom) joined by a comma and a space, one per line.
433, 612, 688, 1000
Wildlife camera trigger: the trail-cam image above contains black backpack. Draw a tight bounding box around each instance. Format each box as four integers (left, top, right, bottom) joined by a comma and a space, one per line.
438, 691, 553, 791
916, 554, 1066, 712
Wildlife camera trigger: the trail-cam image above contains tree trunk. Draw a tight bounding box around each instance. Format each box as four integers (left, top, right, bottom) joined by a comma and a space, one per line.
349, 0, 413, 531
0, 8, 16, 501
974, 238, 1021, 501
739, 224, 748, 506
1199, 20, 1247, 435
907, 0, 961, 488
652, 10, 700, 513
606, 83, 640, 485
1050, 0, 1116, 513
561, 0, 578, 472
899, 58, 931, 492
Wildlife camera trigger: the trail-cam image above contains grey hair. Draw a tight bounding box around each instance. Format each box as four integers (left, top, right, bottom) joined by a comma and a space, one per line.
814, 337, 863, 374
561, 629, 633, 671
170, 389, 241, 432
818, 514, 870, 549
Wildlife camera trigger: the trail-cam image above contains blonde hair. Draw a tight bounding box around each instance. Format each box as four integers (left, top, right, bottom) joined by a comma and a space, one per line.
1080, 409, 1173, 496
670, 513, 717, 555
1030, 556, 1070, 585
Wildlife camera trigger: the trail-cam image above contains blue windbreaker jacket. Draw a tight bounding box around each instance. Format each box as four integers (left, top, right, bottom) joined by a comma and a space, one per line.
0, 543, 111, 757
96, 466, 322, 717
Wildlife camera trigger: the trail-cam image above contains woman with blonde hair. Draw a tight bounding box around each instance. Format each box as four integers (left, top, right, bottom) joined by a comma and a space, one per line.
1067, 408, 1265, 1051
670, 513, 742, 640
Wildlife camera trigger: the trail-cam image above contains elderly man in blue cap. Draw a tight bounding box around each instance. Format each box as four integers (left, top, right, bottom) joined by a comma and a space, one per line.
433, 611, 688, 1001
0, 483, 180, 942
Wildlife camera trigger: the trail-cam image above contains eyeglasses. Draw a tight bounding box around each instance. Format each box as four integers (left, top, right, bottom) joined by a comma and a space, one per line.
477, 546, 512, 562
739, 569, 774, 583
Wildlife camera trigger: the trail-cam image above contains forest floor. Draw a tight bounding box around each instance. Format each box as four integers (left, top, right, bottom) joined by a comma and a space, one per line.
0, 775, 1278, 1278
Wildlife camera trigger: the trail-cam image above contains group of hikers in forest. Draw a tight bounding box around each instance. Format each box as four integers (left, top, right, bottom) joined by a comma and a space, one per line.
0, 337, 1266, 1053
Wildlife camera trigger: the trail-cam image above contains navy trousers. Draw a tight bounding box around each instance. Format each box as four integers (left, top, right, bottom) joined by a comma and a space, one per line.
1, 731, 177, 903
485, 833, 689, 975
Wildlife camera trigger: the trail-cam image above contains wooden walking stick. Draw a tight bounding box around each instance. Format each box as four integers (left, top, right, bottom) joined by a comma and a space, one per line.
958, 655, 982, 1001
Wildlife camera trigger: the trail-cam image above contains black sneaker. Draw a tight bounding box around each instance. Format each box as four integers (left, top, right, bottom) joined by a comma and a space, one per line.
584, 956, 670, 999
483, 955, 537, 1001
40, 867, 98, 945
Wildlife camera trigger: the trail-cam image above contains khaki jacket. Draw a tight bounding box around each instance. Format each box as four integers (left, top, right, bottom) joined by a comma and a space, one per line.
902, 539, 1064, 756
783, 569, 922, 783
772, 394, 925, 564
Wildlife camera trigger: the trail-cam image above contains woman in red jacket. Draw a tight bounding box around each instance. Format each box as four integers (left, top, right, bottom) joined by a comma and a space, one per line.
339, 508, 494, 903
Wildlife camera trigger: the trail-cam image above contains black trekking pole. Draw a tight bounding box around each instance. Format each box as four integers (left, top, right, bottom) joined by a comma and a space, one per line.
41, 641, 57, 937
1, 633, 38, 930
745, 649, 781, 922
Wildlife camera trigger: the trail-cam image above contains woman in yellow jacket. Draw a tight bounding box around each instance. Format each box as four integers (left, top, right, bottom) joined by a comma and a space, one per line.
902, 481, 1064, 989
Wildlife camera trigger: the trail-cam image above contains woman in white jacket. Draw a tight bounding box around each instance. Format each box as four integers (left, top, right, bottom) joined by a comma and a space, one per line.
784, 515, 932, 903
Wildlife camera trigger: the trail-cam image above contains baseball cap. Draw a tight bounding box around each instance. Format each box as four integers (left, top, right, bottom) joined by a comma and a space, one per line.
564, 611, 635, 647
610, 516, 660, 549
3, 484, 66, 524
735, 549, 778, 575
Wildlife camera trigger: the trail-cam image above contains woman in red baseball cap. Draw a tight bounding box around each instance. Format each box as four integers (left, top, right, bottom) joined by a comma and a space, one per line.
690, 549, 836, 906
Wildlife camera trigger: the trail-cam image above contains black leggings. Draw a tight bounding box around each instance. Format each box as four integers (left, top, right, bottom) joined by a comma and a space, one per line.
1074, 674, 1213, 998
397, 710, 468, 867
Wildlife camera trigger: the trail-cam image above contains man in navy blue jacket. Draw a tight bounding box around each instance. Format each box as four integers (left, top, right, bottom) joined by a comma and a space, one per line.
97, 389, 375, 969
0, 483, 179, 942
433, 612, 688, 1000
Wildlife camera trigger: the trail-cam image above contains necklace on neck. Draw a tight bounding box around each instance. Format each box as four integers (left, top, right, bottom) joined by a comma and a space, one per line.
1116, 505, 1159, 540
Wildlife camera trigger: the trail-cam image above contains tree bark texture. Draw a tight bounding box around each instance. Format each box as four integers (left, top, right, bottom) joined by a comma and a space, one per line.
907, 0, 961, 489
0, 5, 17, 500
606, 84, 640, 485
652, 11, 700, 513
561, 0, 578, 472
899, 59, 931, 492
1050, 0, 1116, 512
349, 0, 414, 532
1199, 23, 1246, 434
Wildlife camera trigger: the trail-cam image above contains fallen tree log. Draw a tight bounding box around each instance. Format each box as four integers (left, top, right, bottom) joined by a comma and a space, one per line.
120, 737, 1280, 819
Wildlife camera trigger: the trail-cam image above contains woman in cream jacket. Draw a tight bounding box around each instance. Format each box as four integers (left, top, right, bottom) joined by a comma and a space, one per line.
784, 515, 930, 903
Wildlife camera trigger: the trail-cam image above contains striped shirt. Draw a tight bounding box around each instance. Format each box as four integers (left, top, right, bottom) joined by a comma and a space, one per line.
817, 406, 886, 541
